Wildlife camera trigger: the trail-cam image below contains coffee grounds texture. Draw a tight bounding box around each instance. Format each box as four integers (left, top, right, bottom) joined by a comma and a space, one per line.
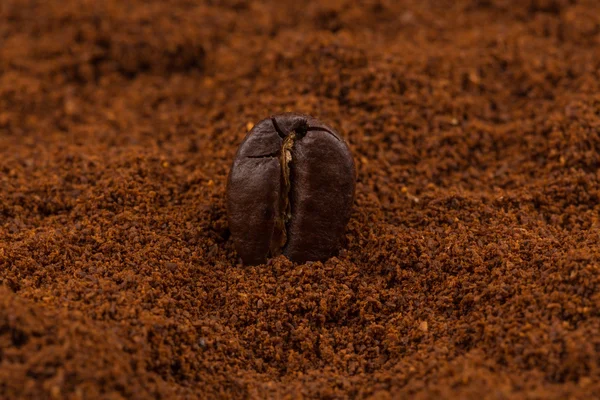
1, 0, 599, 398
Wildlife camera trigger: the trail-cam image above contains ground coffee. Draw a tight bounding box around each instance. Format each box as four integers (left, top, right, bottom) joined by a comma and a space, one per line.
0, 0, 599, 398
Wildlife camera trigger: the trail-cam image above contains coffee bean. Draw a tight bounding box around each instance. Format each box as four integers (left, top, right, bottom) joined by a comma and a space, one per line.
227, 113, 356, 265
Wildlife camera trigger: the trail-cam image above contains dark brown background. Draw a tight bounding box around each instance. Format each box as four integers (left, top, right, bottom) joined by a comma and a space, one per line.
1, 0, 599, 398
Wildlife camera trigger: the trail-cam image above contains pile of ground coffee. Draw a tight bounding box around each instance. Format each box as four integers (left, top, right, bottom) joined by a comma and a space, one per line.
1, 0, 598, 398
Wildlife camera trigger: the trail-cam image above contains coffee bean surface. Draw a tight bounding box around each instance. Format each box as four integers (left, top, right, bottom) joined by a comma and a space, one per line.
227, 113, 355, 265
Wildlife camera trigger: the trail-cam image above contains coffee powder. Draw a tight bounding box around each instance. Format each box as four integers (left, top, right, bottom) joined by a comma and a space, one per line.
0, 0, 599, 398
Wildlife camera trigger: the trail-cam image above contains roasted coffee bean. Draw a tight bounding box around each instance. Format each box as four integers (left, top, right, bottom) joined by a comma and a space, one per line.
226, 113, 356, 265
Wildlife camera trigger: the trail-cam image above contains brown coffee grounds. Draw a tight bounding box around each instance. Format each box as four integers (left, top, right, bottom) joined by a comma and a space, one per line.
1, 0, 599, 398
